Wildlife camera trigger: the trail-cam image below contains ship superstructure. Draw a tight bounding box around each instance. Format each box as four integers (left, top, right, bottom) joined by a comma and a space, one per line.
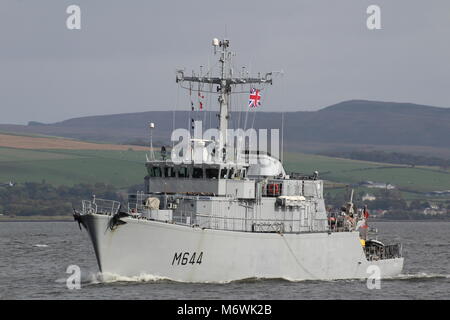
74, 39, 403, 282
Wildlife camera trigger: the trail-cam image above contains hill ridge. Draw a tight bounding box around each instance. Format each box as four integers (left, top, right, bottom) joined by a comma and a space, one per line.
0, 100, 449, 157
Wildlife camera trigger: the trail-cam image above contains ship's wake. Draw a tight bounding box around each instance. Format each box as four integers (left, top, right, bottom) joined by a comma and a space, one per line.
385, 272, 450, 281
56, 272, 449, 287
86, 272, 172, 285
55, 271, 171, 286
33, 244, 49, 248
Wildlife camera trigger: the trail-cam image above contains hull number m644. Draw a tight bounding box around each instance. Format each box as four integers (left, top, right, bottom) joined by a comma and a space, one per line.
172, 252, 203, 266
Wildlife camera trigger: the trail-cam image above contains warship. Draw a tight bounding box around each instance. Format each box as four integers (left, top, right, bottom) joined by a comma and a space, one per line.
74, 39, 403, 282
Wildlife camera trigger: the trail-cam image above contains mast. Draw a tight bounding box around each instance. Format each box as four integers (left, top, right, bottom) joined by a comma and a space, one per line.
149, 122, 155, 160
176, 38, 273, 161
218, 39, 230, 148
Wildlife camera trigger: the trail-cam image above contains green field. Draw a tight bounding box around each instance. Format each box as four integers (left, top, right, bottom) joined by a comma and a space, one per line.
0, 147, 148, 187
283, 152, 450, 193
0, 147, 449, 196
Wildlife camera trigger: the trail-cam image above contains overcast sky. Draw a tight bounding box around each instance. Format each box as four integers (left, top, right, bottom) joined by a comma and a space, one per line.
1, 0, 449, 124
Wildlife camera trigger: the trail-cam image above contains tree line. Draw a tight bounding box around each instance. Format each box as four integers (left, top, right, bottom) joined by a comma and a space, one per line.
324, 189, 450, 219
1, 181, 448, 219
319, 150, 450, 169
0, 182, 122, 217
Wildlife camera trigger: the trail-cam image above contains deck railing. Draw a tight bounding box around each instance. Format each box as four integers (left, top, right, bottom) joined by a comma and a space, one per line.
81, 199, 121, 216
365, 243, 402, 260
172, 213, 329, 233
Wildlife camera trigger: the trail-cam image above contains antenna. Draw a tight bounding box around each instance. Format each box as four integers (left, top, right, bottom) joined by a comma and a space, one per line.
149, 122, 155, 161
176, 39, 274, 163
280, 70, 286, 164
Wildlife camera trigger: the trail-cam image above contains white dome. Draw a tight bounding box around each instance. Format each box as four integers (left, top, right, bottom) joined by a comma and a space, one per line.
246, 153, 286, 177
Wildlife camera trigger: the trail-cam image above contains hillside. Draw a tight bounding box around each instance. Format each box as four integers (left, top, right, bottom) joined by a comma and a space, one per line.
1, 100, 449, 157
0, 134, 448, 218
0, 147, 147, 187
0, 141, 448, 194
0, 134, 149, 151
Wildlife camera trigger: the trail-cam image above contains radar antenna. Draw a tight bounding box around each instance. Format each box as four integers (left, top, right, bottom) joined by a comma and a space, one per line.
176, 39, 274, 155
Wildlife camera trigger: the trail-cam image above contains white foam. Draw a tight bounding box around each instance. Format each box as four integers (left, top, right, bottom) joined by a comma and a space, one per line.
54, 277, 66, 284
87, 272, 171, 284
56, 272, 449, 286
33, 244, 49, 248
388, 272, 450, 280
55, 272, 167, 286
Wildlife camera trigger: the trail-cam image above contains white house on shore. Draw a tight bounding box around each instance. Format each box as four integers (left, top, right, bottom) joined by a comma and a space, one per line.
362, 193, 377, 201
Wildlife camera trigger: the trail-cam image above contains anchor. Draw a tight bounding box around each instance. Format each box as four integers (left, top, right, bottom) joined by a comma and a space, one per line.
108, 205, 130, 231
72, 207, 87, 231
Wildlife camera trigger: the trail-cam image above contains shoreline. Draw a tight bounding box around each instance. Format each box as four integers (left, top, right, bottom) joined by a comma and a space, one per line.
0, 216, 448, 223
371, 218, 450, 222
0, 215, 73, 222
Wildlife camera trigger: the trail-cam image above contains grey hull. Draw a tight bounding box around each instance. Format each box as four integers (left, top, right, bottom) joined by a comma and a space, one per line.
82, 214, 403, 283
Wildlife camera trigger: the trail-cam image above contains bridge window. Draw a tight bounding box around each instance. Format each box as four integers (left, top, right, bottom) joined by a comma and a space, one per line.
193, 167, 204, 179
228, 168, 234, 179
220, 168, 228, 179
178, 166, 188, 178
164, 167, 176, 178
205, 168, 219, 179
149, 166, 162, 177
